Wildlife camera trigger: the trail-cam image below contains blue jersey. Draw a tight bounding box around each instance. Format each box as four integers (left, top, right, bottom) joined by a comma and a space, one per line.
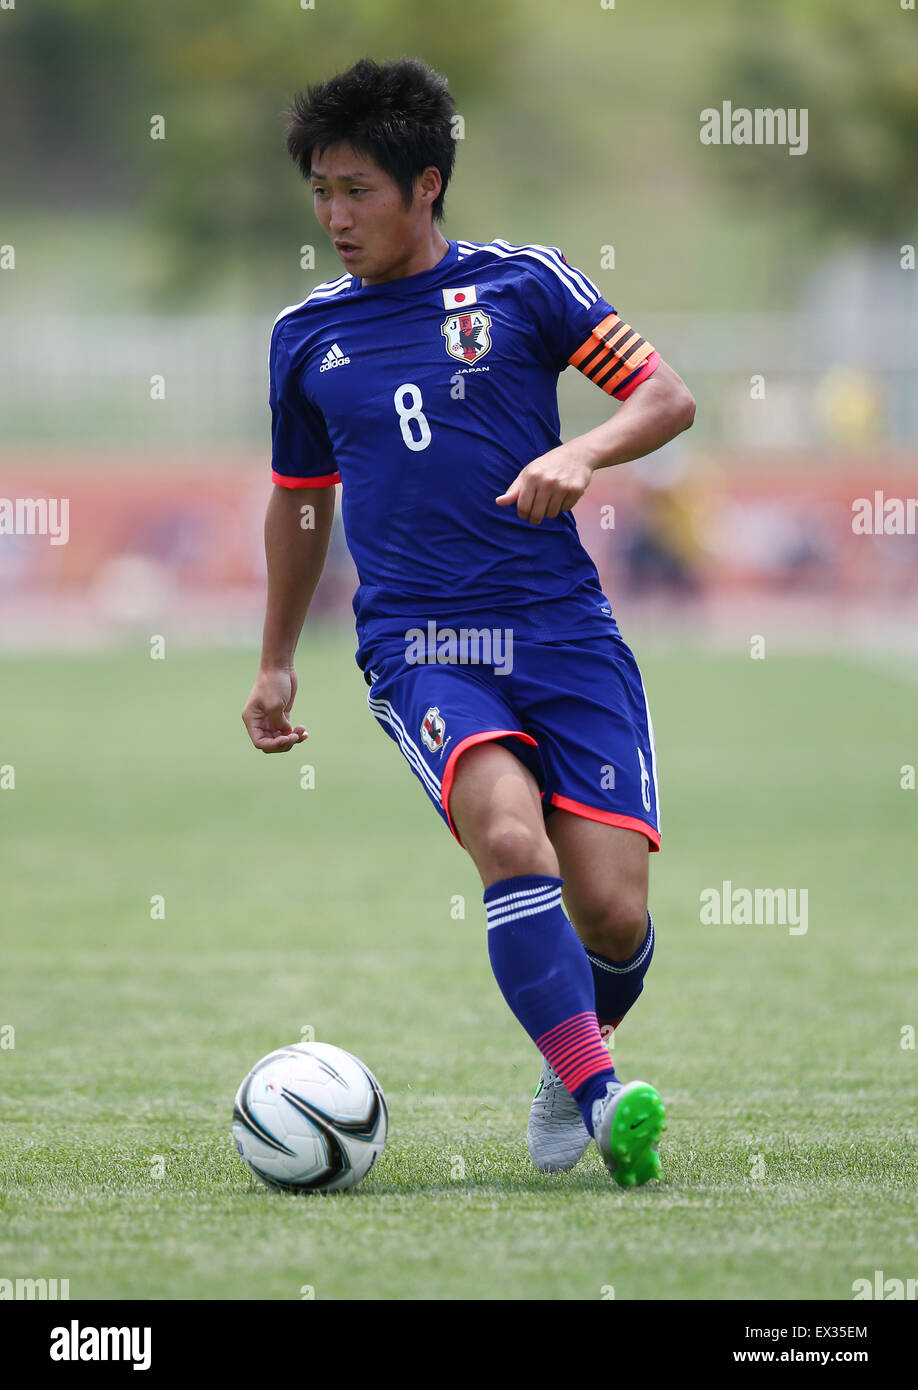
269, 238, 660, 668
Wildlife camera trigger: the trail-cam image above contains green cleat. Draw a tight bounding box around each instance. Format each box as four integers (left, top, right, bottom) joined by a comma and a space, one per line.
591, 1079, 666, 1189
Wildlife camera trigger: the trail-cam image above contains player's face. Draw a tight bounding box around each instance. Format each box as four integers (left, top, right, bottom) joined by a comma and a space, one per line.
309, 143, 443, 285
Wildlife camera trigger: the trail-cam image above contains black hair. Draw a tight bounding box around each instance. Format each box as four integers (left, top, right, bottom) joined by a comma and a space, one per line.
285, 57, 456, 222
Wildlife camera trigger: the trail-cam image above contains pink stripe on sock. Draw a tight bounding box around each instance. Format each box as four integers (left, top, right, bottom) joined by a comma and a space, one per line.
536, 1010, 614, 1094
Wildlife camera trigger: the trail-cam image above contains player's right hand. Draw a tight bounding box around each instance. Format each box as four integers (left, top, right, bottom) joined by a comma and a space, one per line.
242, 667, 308, 753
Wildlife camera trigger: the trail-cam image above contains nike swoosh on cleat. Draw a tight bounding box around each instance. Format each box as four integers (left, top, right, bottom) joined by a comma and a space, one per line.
630, 1119, 647, 1130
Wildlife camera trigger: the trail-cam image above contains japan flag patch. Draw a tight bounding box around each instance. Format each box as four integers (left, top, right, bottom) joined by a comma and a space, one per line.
442, 285, 478, 309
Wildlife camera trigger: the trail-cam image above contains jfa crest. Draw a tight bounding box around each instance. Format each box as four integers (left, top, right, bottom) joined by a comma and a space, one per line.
441, 310, 492, 364
421, 706, 446, 752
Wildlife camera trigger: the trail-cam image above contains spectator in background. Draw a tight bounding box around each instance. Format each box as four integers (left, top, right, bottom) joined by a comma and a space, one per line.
620, 454, 706, 600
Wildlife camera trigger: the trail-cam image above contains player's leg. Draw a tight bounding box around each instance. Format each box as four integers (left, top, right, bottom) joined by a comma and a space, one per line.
448, 741, 621, 1147
545, 813, 654, 1038
364, 656, 615, 1141
505, 632, 665, 1183
543, 810, 664, 1186
519, 815, 655, 1174
364, 650, 655, 1185
447, 739, 557, 886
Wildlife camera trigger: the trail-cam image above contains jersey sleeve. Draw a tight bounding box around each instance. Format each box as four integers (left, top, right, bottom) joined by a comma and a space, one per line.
269, 320, 340, 488
526, 246, 660, 401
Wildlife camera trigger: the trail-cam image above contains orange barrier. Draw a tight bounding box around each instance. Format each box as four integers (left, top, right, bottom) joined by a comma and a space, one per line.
1, 454, 916, 611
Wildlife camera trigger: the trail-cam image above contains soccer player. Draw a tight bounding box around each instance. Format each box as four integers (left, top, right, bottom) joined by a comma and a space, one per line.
242, 57, 695, 1188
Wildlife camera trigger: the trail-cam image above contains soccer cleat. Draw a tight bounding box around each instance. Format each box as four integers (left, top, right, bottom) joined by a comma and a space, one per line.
527, 1058, 593, 1172
591, 1078, 665, 1189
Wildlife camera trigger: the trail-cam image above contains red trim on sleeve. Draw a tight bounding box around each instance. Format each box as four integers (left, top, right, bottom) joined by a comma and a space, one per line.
271, 469, 340, 488
613, 350, 660, 402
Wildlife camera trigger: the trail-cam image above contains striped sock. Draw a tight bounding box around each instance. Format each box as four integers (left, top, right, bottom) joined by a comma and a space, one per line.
587, 911, 655, 1033
484, 874, 617, 1132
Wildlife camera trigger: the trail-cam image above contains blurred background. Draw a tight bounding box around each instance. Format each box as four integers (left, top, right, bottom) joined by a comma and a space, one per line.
2, 1, 917, 1304
1, 0, 916, 652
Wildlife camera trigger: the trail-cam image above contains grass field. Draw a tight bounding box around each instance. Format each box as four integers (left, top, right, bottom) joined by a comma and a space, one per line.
1, 632, 916, 1301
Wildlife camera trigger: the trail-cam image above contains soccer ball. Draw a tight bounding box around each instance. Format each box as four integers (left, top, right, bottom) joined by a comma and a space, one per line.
232, 1041, 388, 1193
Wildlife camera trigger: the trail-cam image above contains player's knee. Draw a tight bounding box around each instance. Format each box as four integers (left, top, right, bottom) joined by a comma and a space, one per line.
574, 894, 649, 959
475, 817, 556, 884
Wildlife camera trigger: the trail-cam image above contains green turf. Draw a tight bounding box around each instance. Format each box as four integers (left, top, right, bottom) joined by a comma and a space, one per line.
1, 634, 916, 1300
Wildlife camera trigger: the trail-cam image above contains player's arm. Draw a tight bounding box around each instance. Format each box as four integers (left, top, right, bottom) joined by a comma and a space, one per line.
497, 253, 695, 525
242, 483, 335, 753
244, 316, 340, 752
576, 358, 695, 471
498, 360, 694, 526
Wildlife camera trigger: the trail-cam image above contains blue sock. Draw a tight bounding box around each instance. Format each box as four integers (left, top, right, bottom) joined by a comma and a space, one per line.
586, 911, 655, 1032
484, 874, 617, 1131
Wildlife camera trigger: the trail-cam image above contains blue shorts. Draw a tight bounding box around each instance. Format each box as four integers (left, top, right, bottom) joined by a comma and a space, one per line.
362, 631, 661, 851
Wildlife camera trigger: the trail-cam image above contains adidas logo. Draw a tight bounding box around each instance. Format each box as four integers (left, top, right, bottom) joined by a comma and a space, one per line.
319, 342, 350, 372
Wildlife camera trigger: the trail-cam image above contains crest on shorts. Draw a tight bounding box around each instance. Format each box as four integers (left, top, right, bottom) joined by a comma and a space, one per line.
441, 309, 492, 364
421, 706, 446, 752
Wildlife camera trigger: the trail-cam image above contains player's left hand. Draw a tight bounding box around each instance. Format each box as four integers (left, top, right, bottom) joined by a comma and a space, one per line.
495, 444, 593, 525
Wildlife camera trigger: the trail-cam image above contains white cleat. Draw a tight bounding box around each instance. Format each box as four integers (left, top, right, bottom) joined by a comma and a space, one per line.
527, 1058, 594, 1172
